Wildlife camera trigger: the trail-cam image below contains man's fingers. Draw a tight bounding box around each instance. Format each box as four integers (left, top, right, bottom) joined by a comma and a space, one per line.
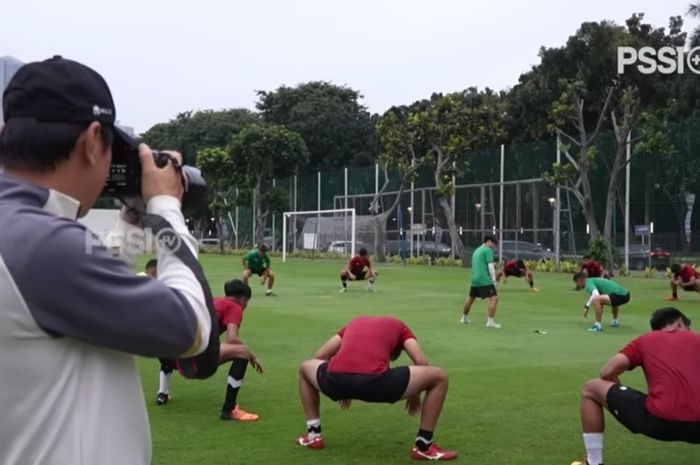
138, 144, 156, 171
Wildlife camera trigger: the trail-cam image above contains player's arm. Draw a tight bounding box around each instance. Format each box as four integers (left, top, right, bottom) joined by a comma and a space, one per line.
241, 256, 248, 269
585, 288, 600, 309
226, 323, 244, 345
488, 263, 497, 283
315, 335, 343, 360
403, 338, 429, 366
599, 353, 630, 384
345, 260, 356, 279
265, 255, 271, 270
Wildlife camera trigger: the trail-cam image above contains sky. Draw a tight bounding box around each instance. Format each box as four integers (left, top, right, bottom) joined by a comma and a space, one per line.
1, 0, 694, 133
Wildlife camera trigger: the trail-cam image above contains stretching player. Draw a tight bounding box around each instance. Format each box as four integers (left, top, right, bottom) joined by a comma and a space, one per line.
296, 316, 457, 460
580, 255, 611, 279
217, 279, 263, 421
497, 259, 538, 292
137, 259, 157, 278
666, 263, 700, 301
574, 273, 630, 332
461, 236, 501, 328
242, 244, 275, 296
571, 308, 700, 465
340, 248, 377, 292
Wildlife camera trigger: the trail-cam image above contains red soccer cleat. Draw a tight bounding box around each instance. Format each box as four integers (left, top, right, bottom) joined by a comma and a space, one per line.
411, 444, 458, 461
665, 296, 678, 301
297, 434, 324, 450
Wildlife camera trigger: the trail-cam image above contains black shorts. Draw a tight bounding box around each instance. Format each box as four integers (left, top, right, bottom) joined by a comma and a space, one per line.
354, 270, 367, 280
505, 268, 525, 278
469, 285, 498, 299
609, 292, 630, 307
159, 358, 176, 373
607, 384, 700, 443
250, 269, 268, 277
683, 284, 697, 292
316, 363, 410, 404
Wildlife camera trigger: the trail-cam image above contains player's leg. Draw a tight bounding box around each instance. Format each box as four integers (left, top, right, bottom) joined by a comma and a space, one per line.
496, 269, 506, 284
340, 270, 350, 292
461, 293, 476, 323
572, 378, 617, 465
367, 269, 378, 291
219, 343, 258, 421
588, 295, 611, 332
486, 289, 501, 328
297, 359, 326, 449
265, 269, 275, 295
402, 366, 457, 460
667, 279, 679, 301
242, 268, 253, 286
156, 358, 175, 405
611, 306, 620, 328
526, 270, 538, 292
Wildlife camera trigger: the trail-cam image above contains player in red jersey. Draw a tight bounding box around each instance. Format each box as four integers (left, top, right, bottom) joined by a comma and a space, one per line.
216, 280, 263, 422
580, 256, 611, 279
496, 259, 538, 292
666, 263, 700, 301
570, 308, 700, 465
296, 316, 457, 461
340, 248, 378, 292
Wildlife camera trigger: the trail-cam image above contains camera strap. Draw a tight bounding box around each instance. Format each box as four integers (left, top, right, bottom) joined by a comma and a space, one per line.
141, 213, 220, 380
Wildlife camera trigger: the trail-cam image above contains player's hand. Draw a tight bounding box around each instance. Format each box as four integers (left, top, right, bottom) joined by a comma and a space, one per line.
338, 399, 352, 410
583, 307, 589, 318
250, 353, 264, 374
139, 144, 184, 203
349, 274, 356, 281
405, 396, 421, 416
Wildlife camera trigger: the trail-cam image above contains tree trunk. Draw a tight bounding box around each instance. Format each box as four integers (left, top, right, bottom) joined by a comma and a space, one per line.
579, 169, 600, 236
437, 195, 469, 265
217, 217, 226, 254
253, 182, 265, 246
373, 213, 389, 262
370, 163, 411, 263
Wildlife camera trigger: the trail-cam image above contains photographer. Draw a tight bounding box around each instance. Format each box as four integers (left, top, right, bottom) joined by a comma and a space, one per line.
0, 57, 212, 465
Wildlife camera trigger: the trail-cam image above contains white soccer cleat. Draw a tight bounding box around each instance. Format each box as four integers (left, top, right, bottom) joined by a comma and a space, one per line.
460, 315, 471, 324
485, 321, 502, 329
339, 288, 347, 293
366, 285, 376, 292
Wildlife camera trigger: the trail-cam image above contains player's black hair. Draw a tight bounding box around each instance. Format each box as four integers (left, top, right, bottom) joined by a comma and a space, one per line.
582, 255, 591, 260
258, 243, 268, 252
359, 248, 368, 256
670, 263, 682, 275
573, 272, 586, 281
224, 279, 252, 299
649, 307, 691, 330
516, 259, 525, 268
483, 235, 497, 244
145, 259, 157, 270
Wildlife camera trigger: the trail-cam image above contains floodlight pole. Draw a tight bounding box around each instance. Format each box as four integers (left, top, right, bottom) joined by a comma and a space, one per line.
499, 144, 505, 262
555, 136, 561, 269
451, 161, 456, 260
624, 130, 631, 273
282, 213, 287, 263
410, 158, 415, 257
271, 179, 276, 251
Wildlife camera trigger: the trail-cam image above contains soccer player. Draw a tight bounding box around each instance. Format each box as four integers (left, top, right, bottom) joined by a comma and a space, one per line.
340, 247, 378, 292
138, 259, 158, 278
573, 273, 630, 332
580, 255, 611, 279
497, 259, 539, 292
296, 316, 457, 461
570, 308, 700, 465
666, 263, 700, 301
217, 279, 263, 421
461, 236, 501, 328
242, 244, 275, 296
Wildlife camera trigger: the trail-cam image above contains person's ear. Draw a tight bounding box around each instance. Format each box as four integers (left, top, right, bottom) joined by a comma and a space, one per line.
81, 122, 104, 166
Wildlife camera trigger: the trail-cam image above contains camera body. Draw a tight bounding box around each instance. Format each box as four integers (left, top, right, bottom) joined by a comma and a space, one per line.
103, 138, 206, 216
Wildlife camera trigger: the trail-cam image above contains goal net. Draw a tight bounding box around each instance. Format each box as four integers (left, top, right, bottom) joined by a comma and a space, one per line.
282, 209, 368, 262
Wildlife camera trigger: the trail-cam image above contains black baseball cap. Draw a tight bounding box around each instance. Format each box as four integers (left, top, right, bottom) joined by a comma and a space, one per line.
2, 55, 137, 153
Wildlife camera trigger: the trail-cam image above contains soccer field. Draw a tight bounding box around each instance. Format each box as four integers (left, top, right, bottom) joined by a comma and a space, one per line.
140, 255, 698, 465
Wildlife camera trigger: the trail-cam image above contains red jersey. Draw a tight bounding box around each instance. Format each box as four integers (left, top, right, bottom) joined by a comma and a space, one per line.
349, 256, 371, 275
504, 260, 519, 272
675, 265, 698, 283
620, 330, 700, 421
214, 297, 244, 335
328, 316, 416, 375
581, 261, 602, 277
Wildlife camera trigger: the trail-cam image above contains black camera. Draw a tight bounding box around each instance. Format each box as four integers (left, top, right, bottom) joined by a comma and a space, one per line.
103, 134, 206, 216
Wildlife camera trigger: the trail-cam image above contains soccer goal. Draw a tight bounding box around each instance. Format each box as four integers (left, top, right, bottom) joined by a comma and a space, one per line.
282, 208, 356, 262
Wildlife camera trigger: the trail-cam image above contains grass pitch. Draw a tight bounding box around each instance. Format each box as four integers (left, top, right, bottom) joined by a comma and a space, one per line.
139, 255, 699, 464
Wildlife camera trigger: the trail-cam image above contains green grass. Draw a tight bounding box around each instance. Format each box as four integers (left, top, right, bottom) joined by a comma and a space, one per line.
140, 255, 699, 465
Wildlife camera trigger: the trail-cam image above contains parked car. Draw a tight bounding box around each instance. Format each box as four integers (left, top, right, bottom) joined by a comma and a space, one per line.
499, 240, 555, 261
198, 238, 225, 251
618, 244, 670, 271
384, 240, 452, 258
323, 241, 373, 255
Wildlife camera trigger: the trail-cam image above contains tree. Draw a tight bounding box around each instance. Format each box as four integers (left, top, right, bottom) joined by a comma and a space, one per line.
256, 81, 377, 171
226, 124, 309, 245
688, 2, 700, 47
141, 109, 259, 164
196, 147, 235, 253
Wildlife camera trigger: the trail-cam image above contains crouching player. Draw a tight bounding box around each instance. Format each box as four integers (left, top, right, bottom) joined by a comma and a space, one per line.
497, 259, 538, 292
340, 248, 377, 292
216, 280, 263, 421
666, 263, 700, 301
242, 244, 275, 296
574, 273, 630, 332
571, 308, 700, 465
296, 316, 457, 461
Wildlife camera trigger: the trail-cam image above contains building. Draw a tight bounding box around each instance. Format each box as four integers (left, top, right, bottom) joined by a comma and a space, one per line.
0, 56, 24, 123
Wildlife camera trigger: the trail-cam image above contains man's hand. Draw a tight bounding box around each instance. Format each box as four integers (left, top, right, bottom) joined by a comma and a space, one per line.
348, 273, 356, 281
583, 306, 590, 318
140, 144, 184, 204
339, 399, 352, 410
250, 353, 264, 374
405, 396, 421, 416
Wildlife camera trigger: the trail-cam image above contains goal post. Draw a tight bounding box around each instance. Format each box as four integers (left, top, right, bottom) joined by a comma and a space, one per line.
282, 208, 356, 263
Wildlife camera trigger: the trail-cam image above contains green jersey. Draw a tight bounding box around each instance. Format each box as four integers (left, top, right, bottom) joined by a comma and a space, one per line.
471, 244, 494, 286
244, 249, 270, 272
585, 278, 628, 296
